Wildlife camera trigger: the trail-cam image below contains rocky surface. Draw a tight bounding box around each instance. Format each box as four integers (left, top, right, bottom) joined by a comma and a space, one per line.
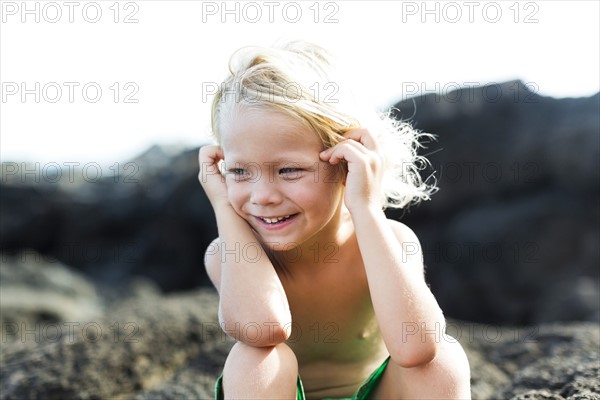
1, 81, 598, 327
464, 322, 600, 399
1, 253, 598, 399
0, 252, 231, 400
0, 252, 103, 331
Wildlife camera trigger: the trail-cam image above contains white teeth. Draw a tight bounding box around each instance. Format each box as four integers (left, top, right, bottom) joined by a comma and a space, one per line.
261, 215, 291, 224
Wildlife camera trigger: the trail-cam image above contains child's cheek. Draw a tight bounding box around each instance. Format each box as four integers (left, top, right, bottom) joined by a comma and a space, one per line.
226, 184, 244, 212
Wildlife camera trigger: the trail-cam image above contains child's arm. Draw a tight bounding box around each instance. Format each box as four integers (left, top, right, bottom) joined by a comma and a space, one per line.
320, 130, 445, 368
200, 146, 291, 346
351, 211, 444, 367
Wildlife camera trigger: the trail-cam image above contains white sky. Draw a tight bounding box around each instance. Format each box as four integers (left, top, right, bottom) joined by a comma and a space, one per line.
1, 1, 599, 169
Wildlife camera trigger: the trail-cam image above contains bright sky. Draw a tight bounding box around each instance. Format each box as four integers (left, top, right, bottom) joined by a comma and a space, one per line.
1, 1, 599, 169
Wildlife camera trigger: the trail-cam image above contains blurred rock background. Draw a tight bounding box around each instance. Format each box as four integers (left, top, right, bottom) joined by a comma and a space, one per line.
1, 81, 599, 399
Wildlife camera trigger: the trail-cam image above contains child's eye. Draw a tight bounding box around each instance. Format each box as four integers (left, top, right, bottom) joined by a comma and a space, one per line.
280, 167, 300, 174
226, 168, 249, 181
280, 167, 303, 179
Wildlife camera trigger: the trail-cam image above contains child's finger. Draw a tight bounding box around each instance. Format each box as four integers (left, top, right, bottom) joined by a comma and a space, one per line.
343, 129, 380, 152
199, 145, 224, 165
321, 140, 367, 165
320, 139, 368, 158
198, 146, 226, 180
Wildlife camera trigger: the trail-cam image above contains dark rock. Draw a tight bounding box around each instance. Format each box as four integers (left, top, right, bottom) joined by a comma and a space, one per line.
455, 321, 600, 399
1, 145, 218, 292
0, 251, 103, 350
511, 391, 566, 400
1, 276, 229, 399
388, 81, 600, 325
0, 184, 67, 253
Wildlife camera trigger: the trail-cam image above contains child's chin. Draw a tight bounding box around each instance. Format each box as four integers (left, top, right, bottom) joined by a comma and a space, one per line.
247, 229, 284, 250
260, 237, 301, 253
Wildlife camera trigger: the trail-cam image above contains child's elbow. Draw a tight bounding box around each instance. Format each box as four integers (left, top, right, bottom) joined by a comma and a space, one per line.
238, 323, 291, 347
218, 309, 291, 347
390, 341, 438, 368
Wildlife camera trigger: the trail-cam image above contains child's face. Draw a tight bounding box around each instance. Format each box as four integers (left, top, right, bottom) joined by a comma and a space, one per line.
220, 107, 345, 250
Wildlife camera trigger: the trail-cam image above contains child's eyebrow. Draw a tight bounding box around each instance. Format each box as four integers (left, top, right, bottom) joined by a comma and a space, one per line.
268, 157, 316, 165
225, 155, 317, 166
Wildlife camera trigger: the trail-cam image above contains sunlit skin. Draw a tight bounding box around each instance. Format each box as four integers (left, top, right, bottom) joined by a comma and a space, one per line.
199, 106, 471, 399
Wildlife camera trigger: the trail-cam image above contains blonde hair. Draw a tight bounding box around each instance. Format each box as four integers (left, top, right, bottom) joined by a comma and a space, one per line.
210, 40, 437, 209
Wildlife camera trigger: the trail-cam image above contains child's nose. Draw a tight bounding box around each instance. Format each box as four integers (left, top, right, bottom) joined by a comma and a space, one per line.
249, 179, 283, 205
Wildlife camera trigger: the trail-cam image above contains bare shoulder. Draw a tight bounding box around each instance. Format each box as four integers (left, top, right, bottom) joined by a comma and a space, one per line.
204, 237, 222, 293
387, 219, 425, 275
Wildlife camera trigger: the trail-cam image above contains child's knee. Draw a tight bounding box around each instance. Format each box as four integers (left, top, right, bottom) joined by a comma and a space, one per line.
222, 342, 299, 398
430, 338, 471, 397
443, 338, 470, 376
224, 342, 298, 375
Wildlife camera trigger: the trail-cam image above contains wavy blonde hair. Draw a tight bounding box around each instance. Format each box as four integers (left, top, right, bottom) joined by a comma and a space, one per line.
210, 40, 437, 209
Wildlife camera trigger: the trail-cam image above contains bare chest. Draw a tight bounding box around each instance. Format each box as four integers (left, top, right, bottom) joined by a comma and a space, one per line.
277, 261, 386, 364
276, 261, 389, 395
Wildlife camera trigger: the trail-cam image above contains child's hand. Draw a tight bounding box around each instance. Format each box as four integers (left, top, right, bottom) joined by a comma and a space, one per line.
198, 145, 230, 210
319, 129, 383, 213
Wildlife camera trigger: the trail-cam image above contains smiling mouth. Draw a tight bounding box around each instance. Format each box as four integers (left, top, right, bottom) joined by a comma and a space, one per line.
256, 214, 298, 225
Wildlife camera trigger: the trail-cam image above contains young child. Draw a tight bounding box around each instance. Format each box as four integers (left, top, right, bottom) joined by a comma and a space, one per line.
199, 40, 471, 399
